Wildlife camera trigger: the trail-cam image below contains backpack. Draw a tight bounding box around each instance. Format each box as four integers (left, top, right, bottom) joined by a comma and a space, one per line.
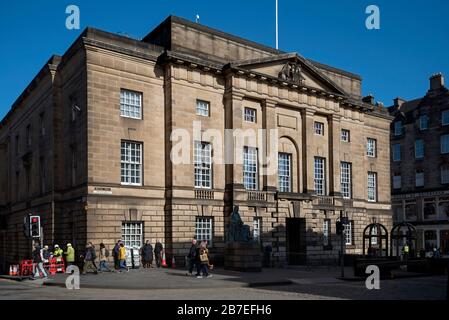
43, 250, 51, 260
85, 249, 92, 261
105, 248, 110, 257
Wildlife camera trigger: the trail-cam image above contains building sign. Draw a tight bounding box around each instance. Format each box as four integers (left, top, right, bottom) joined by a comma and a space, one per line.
93, 187, 112, 195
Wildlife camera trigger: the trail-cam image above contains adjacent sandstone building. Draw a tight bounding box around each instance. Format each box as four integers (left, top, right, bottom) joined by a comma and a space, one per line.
389, 73, 449, 257
0, 16, 392, 268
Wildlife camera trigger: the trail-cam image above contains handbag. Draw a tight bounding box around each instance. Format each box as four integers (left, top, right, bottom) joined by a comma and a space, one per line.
199, 251, 209, 262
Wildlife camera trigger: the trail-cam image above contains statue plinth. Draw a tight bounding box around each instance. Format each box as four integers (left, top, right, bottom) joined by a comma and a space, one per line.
224, 242, 262, 272
224, 205, 262, 272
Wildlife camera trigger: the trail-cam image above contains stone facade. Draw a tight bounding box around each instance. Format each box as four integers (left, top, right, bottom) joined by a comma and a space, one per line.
0, 16, 392, 269
389, 73, 449, 257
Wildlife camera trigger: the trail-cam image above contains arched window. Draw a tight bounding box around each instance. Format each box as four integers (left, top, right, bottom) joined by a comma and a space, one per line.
278, 137, 299, 193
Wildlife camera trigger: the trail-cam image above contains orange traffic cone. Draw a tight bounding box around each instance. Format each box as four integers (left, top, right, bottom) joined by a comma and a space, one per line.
9, 265, 13, 276
12, 265, 18, 276
171, 256, 176, 268
161, 251, 167, 267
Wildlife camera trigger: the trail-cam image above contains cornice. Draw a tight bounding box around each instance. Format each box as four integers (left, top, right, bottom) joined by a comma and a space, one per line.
158, 50, 386, 116
83, 38, 160, 63
160, 50, 223, 74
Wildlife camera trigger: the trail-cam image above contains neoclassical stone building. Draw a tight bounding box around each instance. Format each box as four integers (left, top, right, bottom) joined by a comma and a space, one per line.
0, 16, 392, 268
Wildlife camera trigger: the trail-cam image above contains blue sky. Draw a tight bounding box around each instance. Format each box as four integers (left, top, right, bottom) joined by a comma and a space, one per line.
1, 0, 448, 120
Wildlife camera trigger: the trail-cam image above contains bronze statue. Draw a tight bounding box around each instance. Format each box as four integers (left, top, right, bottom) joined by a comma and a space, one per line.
227, 205, 252, 242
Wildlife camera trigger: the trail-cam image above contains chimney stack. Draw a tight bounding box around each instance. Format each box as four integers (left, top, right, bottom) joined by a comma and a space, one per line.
394, 97, 405, 108
430, 72, 444, 91
362, 94, 375, 105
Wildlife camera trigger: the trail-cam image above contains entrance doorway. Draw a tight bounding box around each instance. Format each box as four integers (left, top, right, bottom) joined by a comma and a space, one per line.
286, 218, 306, 265
440, 230, 449, 256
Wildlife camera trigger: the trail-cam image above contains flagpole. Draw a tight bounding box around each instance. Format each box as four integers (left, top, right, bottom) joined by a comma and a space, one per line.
275, 0, 279, 49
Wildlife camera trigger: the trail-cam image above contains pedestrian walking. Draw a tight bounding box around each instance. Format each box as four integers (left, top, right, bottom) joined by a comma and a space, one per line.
141, 240, 154, 268
186, 239, 197, 276
99, 243, 112, 272
41, 245, 51, 263
194, 242, 202, 277
113, 240, 121, 270
81, 243, 98, 275
64, 243, 75, 267
154, 240, 163, 268
118, 242, 129, 272
197, 241, 213, 278
89, 242, 98, 270
32, 242, 48, 279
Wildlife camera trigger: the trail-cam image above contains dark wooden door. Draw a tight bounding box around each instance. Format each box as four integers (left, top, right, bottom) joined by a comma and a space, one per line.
286, 218, 307, 265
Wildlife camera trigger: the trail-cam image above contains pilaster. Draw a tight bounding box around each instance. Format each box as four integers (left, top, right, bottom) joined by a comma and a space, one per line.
329, 114, 341, 196
301, 108, 315, 194
262, 99, 278, 192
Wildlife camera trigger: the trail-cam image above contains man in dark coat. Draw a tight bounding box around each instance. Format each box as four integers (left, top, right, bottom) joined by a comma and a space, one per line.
154, 240, 163, 268
186, 239, 197, 276
112, 240, 121, 270
194, 243, 202, 276
88, 242, 98, 270
141, 240, 154, 268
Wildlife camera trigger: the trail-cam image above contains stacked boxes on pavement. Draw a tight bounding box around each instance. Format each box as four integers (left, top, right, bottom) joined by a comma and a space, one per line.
125, 246, 141, 269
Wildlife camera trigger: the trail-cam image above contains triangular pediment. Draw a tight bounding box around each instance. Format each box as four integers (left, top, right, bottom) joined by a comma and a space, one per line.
230, 53, 347, 96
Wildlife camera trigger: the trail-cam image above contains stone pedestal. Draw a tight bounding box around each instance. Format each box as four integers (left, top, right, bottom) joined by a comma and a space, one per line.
224, 242, 262, 272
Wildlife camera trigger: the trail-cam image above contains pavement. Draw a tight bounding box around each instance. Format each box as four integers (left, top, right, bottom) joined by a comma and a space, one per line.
0, 278, 335, 300
38, 265, 442, 290
42, 267, 303, 290
41, 265, 374, 289
0, 266, 447, 300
